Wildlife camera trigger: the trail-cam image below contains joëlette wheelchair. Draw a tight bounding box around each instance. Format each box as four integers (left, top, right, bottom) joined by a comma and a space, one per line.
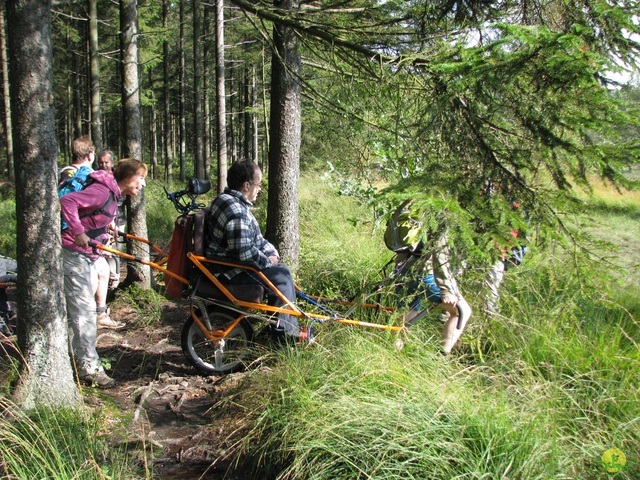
92, 179, 412, 375
93, 179, 411, 375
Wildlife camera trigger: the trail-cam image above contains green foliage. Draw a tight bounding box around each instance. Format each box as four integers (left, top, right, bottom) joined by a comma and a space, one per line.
144, 179, 184, 248
0, 398, 141, 479
0, 193, 16, 259
111, 283, 166, 328
298, 175, 389, 298
228, 177, 639, 479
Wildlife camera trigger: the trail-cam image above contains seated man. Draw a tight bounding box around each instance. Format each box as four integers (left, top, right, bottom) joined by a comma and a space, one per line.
205, 160, 300, 341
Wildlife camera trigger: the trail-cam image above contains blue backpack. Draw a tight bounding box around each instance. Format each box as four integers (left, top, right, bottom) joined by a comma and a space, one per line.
58, 166, 115, 234
58, 165, 93, 197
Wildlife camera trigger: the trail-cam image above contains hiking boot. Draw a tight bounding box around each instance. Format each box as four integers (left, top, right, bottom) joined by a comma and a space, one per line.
96, 312, 125, 330
83, 371, 116, 389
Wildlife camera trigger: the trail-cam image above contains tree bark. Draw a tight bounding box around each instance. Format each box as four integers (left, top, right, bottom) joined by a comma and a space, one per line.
121, 0, 150, 288
162, 0, 172, 182
0, 2, 14, 181
178, 0, 186, 182
228, 68, 237, 163
193, 0, 204, 179
243, 65, 251, 161
215, 0, 227, 191
73, 51, 83, 139
251, 65, 259, 165
7, 0, 81, 409
88, 0, 102, 151
266, 0, 301, 268
203, 3, 211, 179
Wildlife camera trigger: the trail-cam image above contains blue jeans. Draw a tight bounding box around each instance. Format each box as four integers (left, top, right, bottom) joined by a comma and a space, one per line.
228, 264, 300, 337
397, 272, 442, 311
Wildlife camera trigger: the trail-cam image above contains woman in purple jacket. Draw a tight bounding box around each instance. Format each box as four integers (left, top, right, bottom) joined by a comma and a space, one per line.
60, 158, 147, 389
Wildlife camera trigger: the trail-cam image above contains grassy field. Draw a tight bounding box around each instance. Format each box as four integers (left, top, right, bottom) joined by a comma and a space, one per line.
228, 175, 640, 479
1, 173, 638, 479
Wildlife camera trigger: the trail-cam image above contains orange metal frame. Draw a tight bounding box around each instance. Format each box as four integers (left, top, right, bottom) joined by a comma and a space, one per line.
95, 244, 404, 337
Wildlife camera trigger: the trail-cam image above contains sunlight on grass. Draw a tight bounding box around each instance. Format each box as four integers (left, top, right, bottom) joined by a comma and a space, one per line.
227, 175, 640, 479
0, 397, 143, 479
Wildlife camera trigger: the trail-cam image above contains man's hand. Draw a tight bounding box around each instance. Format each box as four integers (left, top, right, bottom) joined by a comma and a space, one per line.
268, 255, 279, 266
74, 232, 91, 249
441, 293, 458, 305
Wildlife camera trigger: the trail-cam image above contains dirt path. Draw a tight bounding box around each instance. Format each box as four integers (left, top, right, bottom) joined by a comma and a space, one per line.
90, 298, 255, 479
0, 288, 253, 478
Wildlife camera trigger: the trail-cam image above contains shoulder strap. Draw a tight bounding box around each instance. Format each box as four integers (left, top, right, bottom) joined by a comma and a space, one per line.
80, 189, 118, 239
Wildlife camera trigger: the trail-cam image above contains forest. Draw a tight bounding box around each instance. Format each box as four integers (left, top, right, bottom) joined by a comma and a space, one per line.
1, 0, 640, 478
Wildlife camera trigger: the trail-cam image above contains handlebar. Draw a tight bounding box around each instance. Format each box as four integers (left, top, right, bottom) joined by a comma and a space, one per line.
164, 178, 212, 215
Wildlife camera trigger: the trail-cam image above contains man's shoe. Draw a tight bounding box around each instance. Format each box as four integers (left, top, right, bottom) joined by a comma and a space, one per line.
83, 371, 116, 389
97, 313, 125, 330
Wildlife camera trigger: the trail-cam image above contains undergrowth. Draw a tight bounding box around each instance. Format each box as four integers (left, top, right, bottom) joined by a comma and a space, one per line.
227, 175, 640, 479
0, 397, 142, 479
110, 283, 166, 328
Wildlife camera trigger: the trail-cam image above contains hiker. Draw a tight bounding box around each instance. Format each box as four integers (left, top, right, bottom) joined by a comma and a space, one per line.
386, 199, 472, 354
96, 149, 115, 172
58, 136, 95, 186
96, 149, 125, 294
60, 158, 147, 388
204, 160, 301, 342
484, 201, 528, 315
60, 138, 120, 329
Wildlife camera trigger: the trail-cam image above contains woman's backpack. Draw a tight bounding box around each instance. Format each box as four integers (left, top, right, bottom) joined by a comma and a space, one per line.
383, 199, 425, 254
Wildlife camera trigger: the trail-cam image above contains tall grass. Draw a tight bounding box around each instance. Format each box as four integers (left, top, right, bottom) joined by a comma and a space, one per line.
225, 176, 640, 479
297, 174, 391, 298
0, 397, 143, 479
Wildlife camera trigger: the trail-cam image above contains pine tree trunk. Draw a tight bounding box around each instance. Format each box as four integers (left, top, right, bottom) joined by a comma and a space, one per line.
243, 65, 251, 161
266, 0, 301, 268
203, 3, 211, 180
215, 0, 227, 191
179, 0, 186, 182
73, 51, 83, 138
162, 0, 172, 183
89, 0, 103, 151
7, 0, 81, 409
251, 65, 259, 165
121, 0, 150, 288
0, 3, 14, 181
193, 0, 204, 179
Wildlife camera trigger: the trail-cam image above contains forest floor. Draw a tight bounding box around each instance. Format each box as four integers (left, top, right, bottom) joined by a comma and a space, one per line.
1, 289, 255, 480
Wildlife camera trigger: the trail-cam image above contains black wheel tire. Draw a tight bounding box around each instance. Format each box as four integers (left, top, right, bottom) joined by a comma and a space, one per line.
181, 306, 254, 375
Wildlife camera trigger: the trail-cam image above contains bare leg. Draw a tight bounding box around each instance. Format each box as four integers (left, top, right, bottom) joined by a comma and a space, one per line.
94, 256, 110, 314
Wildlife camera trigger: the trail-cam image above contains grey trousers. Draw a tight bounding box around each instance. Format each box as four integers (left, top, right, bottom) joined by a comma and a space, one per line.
63, 249, 104, 376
